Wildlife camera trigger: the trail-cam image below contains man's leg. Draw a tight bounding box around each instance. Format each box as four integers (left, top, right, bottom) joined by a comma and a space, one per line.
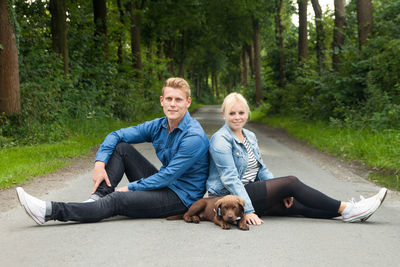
95, 142, 158, 197
50, 188, 187, 222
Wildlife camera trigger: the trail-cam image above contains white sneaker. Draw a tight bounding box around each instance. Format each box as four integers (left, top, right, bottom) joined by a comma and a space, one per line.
342, 193, 381, 223
83, 194, 101, 203
360, 188, 388, 222
16, 187, 46, 225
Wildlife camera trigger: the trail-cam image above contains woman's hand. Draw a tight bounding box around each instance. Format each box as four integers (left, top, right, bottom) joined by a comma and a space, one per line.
283, 197, 294, 208
245, 212, 264, 226
115, 186, 130, 192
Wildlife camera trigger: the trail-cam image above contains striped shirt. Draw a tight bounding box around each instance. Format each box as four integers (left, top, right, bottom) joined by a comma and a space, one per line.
241, 137, 260, 185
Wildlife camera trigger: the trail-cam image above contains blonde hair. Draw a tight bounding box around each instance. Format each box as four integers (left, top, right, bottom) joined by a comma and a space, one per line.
162, 77, 191, 98
221, 93, 250, 116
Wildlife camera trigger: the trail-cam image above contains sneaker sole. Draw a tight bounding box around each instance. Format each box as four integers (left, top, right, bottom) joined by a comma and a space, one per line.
16, 187, 44, 225
360, 188, 388, 222
343, 197, 381, 223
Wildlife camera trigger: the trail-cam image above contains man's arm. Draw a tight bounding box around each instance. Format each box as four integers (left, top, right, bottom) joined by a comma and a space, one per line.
92, 121, 156, 193
127, 133, 208, 191
95, 122, 155, 164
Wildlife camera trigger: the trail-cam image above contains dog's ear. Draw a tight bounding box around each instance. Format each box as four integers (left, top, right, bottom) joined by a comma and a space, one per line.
237, 198, 245, 215
215, 199, 223, 217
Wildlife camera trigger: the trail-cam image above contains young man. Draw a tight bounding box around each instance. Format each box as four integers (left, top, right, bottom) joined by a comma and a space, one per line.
16, 78, 210, 225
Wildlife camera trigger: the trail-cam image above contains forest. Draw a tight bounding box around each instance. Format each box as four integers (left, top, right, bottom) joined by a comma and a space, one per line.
0, 0, 399, 188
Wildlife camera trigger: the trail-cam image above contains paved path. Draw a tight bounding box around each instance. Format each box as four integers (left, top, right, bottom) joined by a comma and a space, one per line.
1, 105, 399, 266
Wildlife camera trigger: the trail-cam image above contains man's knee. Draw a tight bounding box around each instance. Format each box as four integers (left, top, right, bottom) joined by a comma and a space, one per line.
114, 142, 141, 157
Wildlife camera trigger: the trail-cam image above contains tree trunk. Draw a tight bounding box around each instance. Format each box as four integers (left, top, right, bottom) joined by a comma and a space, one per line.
157, 42, 165, 80
93, 0, 108, 57
165, 40, 175, 75
253, 17, 262, 106
0, 0, 21, 114
49, 0, 69, 75
332, 0, 346, 71
275, 0, 286, 88
241, 46, 248, 87
298, 0, 308, 63
117, 0, 125, 64
178, 33, 185, 77
245, 43, 254, 78
126, 1, 143, 73
214, 72, 219, 100
357, 0, 373, 48
311, 0, 325, 71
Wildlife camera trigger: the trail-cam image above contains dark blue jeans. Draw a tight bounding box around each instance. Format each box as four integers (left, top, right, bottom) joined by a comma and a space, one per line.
49, 143, 187, 222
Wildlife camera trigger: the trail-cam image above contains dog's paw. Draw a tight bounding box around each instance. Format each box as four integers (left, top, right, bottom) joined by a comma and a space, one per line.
192, 216, 200, 223
183, 214, 193, 223
239, 223, 249, 231
221, 222, 232, 230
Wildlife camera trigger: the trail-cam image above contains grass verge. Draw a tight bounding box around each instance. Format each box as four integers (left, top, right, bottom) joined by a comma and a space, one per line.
252, 114, 400, 191
0, 115, 159, 189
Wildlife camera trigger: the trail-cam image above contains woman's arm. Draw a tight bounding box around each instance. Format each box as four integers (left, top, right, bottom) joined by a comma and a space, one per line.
209, 133, 256, 214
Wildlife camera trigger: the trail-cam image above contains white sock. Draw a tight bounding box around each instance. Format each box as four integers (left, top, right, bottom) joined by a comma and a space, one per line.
341, 202, 354, 215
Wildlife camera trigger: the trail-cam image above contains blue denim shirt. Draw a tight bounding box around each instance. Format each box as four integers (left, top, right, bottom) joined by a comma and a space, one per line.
96, 111, 210, 208
207, 124, 274, 214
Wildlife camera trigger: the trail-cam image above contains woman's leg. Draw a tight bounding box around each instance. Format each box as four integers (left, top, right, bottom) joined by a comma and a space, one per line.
49, 188, 187, 223
96, 142, 158, 197
263, 176, 341, 216
265, 199, 341, 219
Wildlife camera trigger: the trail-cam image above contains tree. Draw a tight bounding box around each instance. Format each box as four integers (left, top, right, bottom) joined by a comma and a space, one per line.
240, 46, 248, 87
93, 0, 108, 57
253, 17, 262, 105
275, 0, 286, 88
298, 0, 308, 62
332, 0, 346, 71
49, 0, 69, 75
356, 0, 373, 48
116, 0, 125, 64
126, 0, 144, 74
311, 0, 325, 71
0, 0, 21, 114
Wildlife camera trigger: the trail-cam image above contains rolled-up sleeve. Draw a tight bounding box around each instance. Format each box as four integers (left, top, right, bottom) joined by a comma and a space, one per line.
95, 121, 155, 164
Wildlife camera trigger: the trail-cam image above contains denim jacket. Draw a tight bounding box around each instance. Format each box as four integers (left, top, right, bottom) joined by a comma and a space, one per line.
207, 124, 274, 214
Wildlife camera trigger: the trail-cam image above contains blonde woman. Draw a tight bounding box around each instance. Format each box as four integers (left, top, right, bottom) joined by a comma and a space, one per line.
207, 93, 387, 226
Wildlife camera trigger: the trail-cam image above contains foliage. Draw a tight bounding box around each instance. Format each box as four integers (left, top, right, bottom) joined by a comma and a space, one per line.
258, 0, 400, 129
0, 0, 164, 147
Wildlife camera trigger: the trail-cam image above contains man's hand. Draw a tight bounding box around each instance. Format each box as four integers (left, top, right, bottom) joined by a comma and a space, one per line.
283, 197, 294, 208
245, 212, 264, 226
92, 161, 111, 194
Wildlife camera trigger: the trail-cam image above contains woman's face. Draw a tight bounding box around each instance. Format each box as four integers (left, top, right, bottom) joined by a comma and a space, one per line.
223, 101, 248, 133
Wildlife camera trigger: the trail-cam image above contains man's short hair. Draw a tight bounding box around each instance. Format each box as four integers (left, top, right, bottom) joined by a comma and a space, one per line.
162, 77, 191, 98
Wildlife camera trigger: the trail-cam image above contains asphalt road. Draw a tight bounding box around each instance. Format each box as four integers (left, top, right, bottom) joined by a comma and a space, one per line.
1, 105, 399, 267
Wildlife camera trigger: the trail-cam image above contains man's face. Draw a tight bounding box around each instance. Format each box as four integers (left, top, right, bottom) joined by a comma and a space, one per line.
160, 87, 191, 123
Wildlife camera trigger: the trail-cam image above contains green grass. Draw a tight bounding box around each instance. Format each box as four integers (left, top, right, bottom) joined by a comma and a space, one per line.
252, 115, 400, 191
0, 116, 158, 189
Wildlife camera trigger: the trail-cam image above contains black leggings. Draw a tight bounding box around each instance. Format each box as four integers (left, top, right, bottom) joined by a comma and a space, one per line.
246, 176, 341, 219
49, 143, 187, 222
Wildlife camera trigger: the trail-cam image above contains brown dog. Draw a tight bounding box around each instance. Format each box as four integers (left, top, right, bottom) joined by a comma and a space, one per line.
172, 195, 249, 230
